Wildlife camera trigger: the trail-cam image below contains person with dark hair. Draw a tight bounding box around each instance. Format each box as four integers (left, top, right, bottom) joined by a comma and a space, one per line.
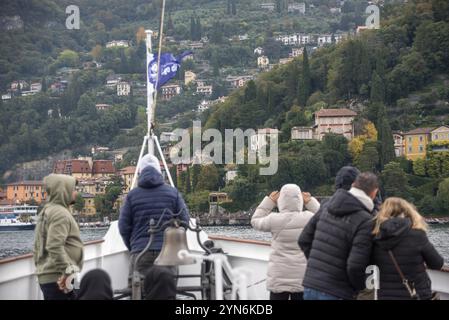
298, 172, 379, 300
77, 269, 113, 300
335, 166, 360, 191
143, 266, 177, 300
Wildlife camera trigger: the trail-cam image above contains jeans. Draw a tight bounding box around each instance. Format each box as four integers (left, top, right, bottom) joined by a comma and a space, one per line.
40, 282, 75, 300
303, 287, 341, 300
270, 291, 304, 300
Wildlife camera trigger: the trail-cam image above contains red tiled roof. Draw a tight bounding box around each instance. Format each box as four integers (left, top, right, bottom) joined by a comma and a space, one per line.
71, 160, 91, 173
403, 127, 434, 135
7, 180, 44, 186
92, 160, 115, 174
315, 108, 357, 117
53, 160, 91, 174
119, 166, 136, 175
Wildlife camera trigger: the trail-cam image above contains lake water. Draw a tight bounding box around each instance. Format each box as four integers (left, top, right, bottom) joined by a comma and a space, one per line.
1, 225, 448, 264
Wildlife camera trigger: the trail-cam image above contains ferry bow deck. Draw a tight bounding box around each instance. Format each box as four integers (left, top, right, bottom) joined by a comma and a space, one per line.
0, 221, 447, 300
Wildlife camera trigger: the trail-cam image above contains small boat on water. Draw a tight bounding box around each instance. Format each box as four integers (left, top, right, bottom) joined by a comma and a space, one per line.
0, 216, 35, 231
0, 205, 37, 232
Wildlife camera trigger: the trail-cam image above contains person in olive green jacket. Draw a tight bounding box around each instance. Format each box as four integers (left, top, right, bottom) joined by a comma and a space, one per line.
34, 174, 84, 300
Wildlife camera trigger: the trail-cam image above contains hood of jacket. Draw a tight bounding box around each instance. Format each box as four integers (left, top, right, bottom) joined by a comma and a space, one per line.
326, 188, 370, 217
335, 166, 360, 191
278, 184, 303, 213
374, 217, 412, 250
77, 269, 113, 300
138, 166, 165, 189
44, 174, 76, 208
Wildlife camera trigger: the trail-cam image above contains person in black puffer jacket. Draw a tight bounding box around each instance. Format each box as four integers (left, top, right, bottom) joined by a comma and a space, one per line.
298, 172, 379, 300
371, 197, 444, 300
119, 154, 190, 286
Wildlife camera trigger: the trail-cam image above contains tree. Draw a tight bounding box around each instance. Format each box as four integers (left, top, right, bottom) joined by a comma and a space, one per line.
56, 50, 79, 68
231, 0, 237, 15
190, 15, 196, 41
136, 26, 146, 44
432, 0, 449, 22
244, 80, 257, 102
75, 93, 97, 118
368, 71, 385, 122
196, 165, 220, 191
95, 176, 124, 220
73, 193, 85, 214
322, 133, 350, 177
413, 158, 427, 176
380, 162, 409, 198
91, 45, 103, 60
298, 47, 311, 107
167, 13, 175, 35
191, 164, 201, 191
356, 140, 379, 172
376, 103, 395, 169
436, 178, 449, 212
195, 17, 202, 40
348, 121, 377, 162
186, 191, 210, 213
41, 77, 47, 92
225, 178, 257, 211
185, 166, 191, 193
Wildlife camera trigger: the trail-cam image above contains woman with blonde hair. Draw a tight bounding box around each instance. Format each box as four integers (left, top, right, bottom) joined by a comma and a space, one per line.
371, 197, 444, 300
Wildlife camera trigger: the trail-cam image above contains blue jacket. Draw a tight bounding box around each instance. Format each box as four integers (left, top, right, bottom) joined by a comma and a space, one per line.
118, 166, 190, 253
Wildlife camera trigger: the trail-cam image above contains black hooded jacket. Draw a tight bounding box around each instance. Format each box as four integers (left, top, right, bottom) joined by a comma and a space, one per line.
371, 217, 444, 300
298, 189, 374, 299
77, 269, 113, 300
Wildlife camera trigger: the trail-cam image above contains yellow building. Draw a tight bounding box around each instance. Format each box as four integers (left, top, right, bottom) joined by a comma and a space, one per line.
76, 178, 111, 195
431, 126, 449, 142
81, 193, 96, 216
403, 127, 434, 160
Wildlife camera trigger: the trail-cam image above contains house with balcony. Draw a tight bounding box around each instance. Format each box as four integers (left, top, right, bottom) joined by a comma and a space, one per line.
314, 108, 357, 140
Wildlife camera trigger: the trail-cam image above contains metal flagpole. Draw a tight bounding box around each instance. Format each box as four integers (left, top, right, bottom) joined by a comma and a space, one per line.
145, 29, 155, 156
131, 0, 174, 190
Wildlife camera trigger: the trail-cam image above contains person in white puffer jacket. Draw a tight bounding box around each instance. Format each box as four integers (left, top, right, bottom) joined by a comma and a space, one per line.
251, 184, 320, 300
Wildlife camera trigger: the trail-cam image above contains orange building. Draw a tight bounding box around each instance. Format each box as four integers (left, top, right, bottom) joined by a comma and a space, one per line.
118, 166, 136, 193
6, 181, 47, 204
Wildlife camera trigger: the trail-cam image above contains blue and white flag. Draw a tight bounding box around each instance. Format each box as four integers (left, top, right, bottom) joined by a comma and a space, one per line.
148, 51, 192, 89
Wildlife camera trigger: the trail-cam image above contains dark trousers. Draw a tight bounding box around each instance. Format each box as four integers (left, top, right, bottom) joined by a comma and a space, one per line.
40, 282, 75, 300
128, 250, 177, 287
270, 291, 304, 300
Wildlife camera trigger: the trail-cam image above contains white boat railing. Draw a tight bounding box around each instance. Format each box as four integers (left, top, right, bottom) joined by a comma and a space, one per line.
1, 221, 448, 300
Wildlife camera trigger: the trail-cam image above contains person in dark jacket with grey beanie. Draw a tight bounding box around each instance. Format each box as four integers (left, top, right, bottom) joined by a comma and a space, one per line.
298, 172, 379, 300
119, 154, 190, 285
